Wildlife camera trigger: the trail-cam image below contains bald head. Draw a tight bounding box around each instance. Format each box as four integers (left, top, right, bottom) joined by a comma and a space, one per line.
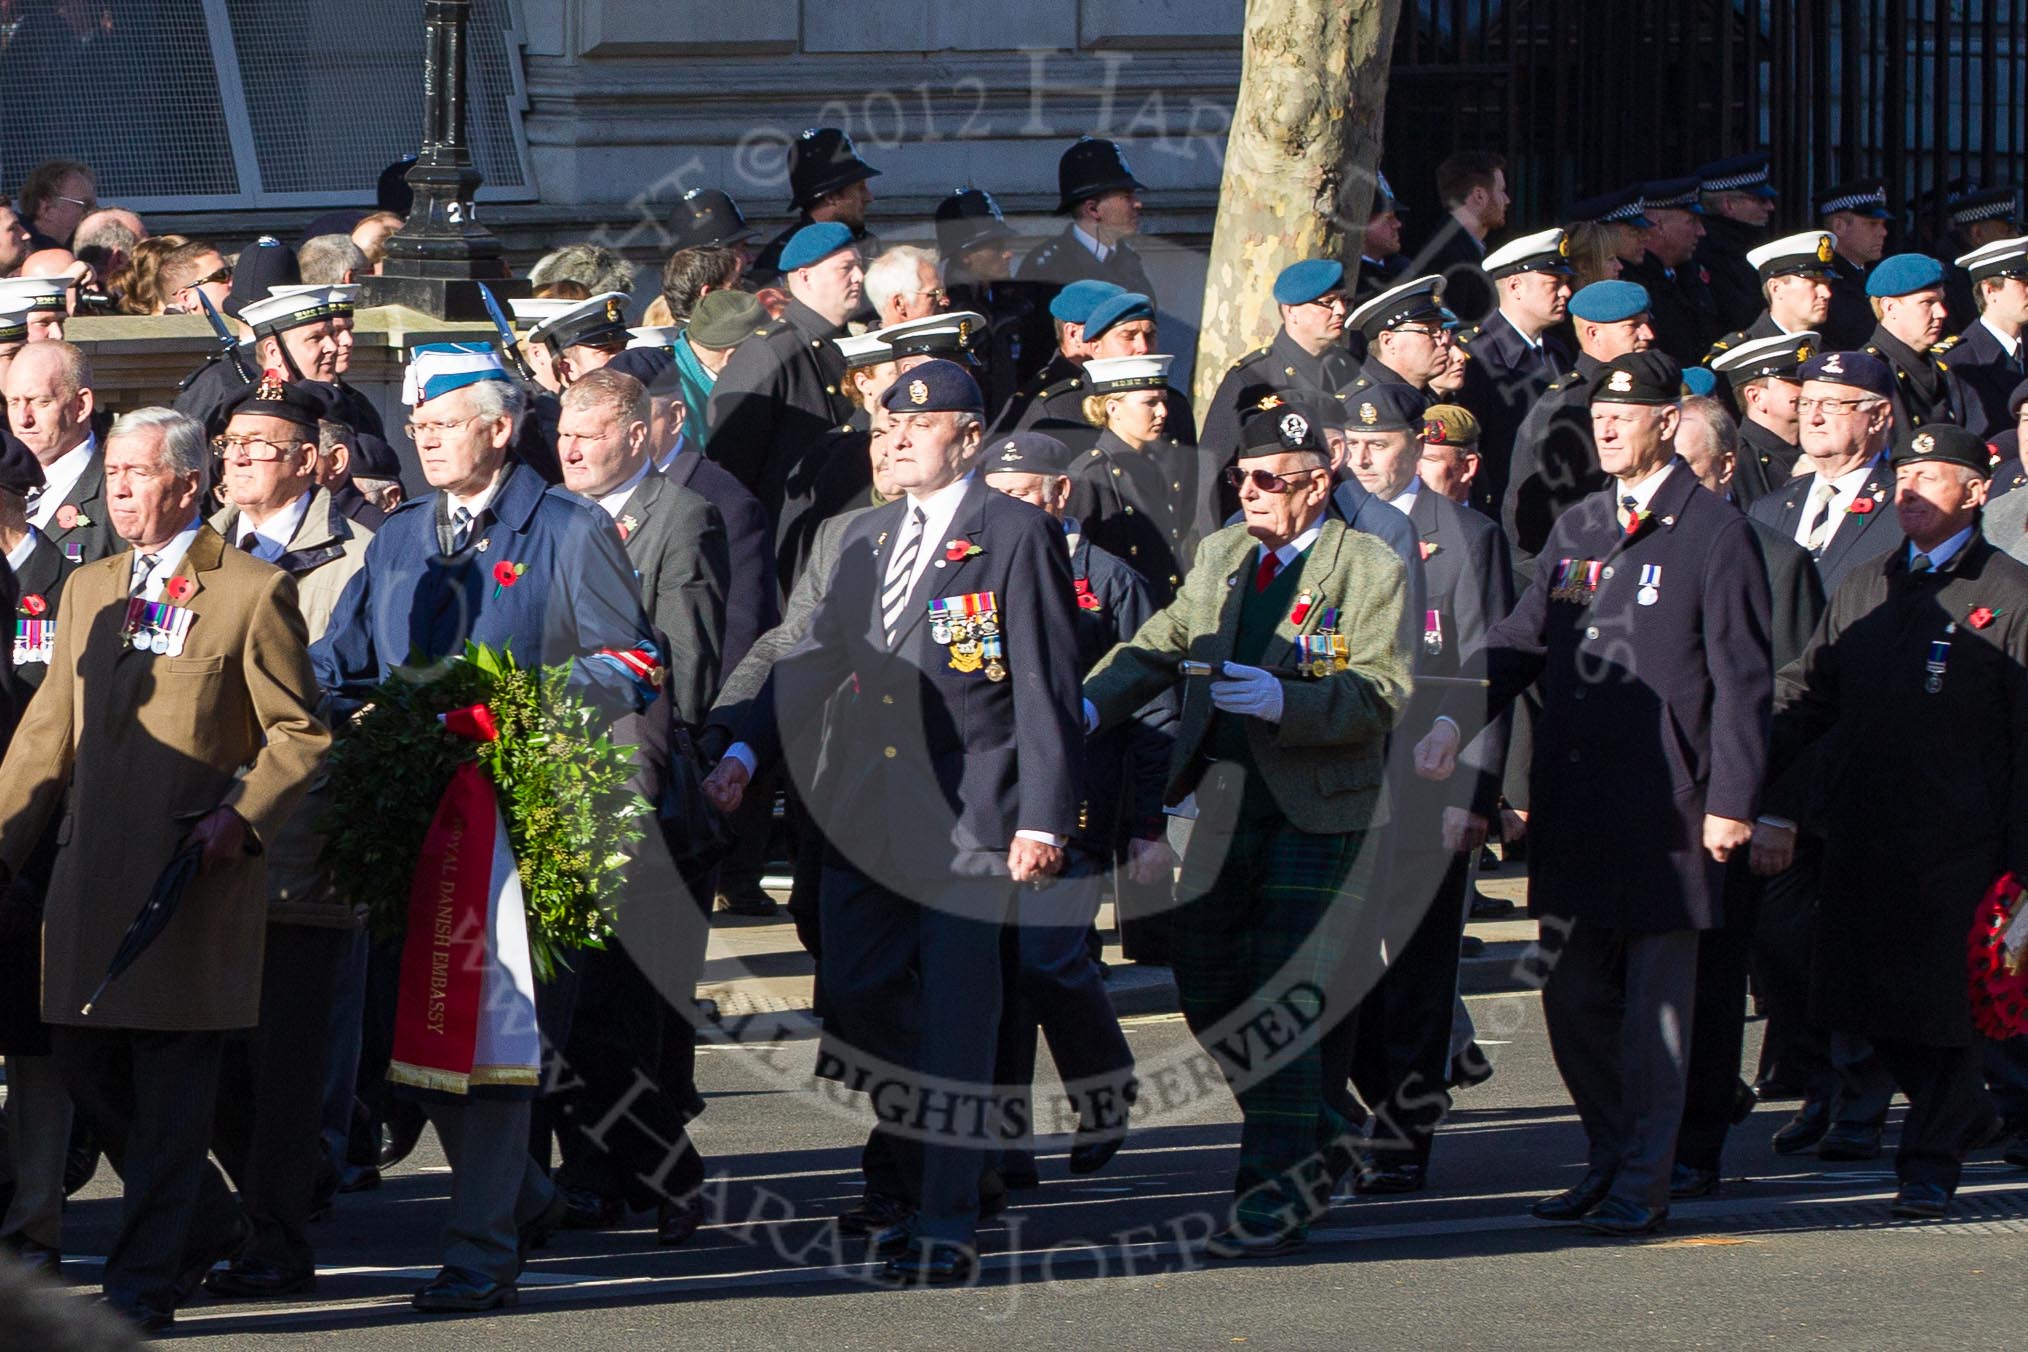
3, 340, 95, 464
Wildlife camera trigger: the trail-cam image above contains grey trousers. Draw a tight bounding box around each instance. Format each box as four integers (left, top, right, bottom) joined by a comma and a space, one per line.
1541, 921, 1699, 1210
2, 1054, 72, 1247
424, 1097, 554, 1283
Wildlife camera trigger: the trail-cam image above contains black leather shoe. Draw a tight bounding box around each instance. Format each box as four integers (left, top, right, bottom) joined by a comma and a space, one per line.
1965, 1113, 2008, 1153
867, 1215, 917, 1258
518, 1189, 570, 1260
338, 1163, 382, 1194
1816, 1120, 1883, 1161
2, 1235, 59, 1272
1889, 1181, 1950, 1220
1354, 1161, 1427, 1194
558, 1185, 624, 1231
1752, 1072, 1808, 1100
714, 883, 778, 917
1459, 935, 1486, 959
838, 1191, 912, 1236
1449, 1042, 1495, 1090
1069, 1124, 1128, 1175
63, 1122, 100, 1198
882, 1240, 976, 1284
204, 1256, 317, 1298
1530, 1168, 1615, 1221
412, 1266, 518, 1312
378, 1105, 427, 1170
2004, 1129, 2028, 1168
174, 1213, 250, 1304
1668, 1163, 1721, 1199
1580, 1196, 1667, 1236
1771, 1099, 1830, 1155
99, 1297, 173, 1334
1468, 889, 1516, 918
656, 1194, 705, 1247
1203, 1224, 1307, 1260
1730, 1079, 1759, 1125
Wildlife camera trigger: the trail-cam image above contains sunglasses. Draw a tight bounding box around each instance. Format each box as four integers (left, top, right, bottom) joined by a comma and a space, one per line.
188, 263, 233, 290
1225, 465, 1324, 494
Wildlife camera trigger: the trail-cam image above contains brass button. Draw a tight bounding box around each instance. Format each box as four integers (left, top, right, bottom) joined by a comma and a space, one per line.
1112, 467, 1122, 476
882, 694, 894, 705
1129, 546, 1139, 556
1584, 626, 1600, 640
825, 385, 836, 394
1124, 505, 1134, 515
883, 746, 897, 759
1601, 566, 1615, 580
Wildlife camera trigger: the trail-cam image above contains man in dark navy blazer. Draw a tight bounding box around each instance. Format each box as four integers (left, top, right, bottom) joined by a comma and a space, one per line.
1456, 227, 1576, 521
1333, 383, 1515, 1192
312, 346, 661, 1313
704, 361, 1084, 1284
1416, 350, 1772, 1237
1936, 237, 2028, 440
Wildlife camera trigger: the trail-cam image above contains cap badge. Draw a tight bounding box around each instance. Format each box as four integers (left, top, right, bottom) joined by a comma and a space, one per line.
1000, 447, 1021, 461
1279, 413, 1310, 445
1422, 418, 1447, 444
1796, 342, 1814, 363
1358, 402, 1378, 426
1608, 369, 1635, 392
255, 368, 290, 401
1816, 236, 1835, 263
1557, 236, 1571, 258
957, 320, 972, 345
1912, 432, 1936, 454
908, 379, 929, 406
1822, 352, 1845, 375
1256, 394, 1284, 411
604, 298, 623, 323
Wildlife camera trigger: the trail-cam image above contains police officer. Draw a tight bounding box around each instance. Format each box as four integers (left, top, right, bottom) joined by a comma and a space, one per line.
748, 128, 881, 289
1019, 137, 1156, 303
1502, 279, 1657, 565
1758, 422, 2028, 1220
991, 279, 1122, 435
1566, 186, 1653, 274
1937, 236, 2028, 439
1416, 349, 1772, 1237
1067, 354, 1194, 606
1705, 230, 1838, 363
1862, 253, 1970, 431
1935, 186, 2020, 327
1693, 155, 1780, 332
1200, 260, 1363, 467
1711, 330, 1819, 508
667, 187, 760, 272
1623, 177, 1721, 366
1458, 228, 1578, 522
936, 187, 1046, 409
1816, 180, 1894, 349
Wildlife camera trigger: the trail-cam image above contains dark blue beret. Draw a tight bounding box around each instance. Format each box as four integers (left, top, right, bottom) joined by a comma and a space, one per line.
1865, 252, 1948, 298
778, 221, 856, 272
1343, 382, 1427, 433
880, 358, 984, 415
983, 431, 1075, 477
1082, 291, 1155, 342
1798, 349, 1894, 398
1272, 259, 1346, 306
1569, 280, 1652, 323
604, 346, 678, 390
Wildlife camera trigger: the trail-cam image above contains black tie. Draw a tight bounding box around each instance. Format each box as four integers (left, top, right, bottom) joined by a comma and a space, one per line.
1910, 552, 1933, 574
239, 530, 259, 554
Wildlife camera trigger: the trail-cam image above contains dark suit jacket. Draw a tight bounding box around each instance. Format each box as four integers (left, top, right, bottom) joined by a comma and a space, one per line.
1017, 225, 1157, 307
1623, 252, 1722, 367
744, 475, 1084, 880
1731, 417, 1802, 510
40, 449, 119, 565
1502, 353, 1606, 567
1453, 460, 1773, 931
1935, 318, 2024, 440
1822, 253, 1876, 351
1458, 310, 1572, 519
616, 469, 731, 729
703, 297, 853, 530
1404, 218, 1492, 327
1066, 528, 1174, 860
1697, 215, 1767, 333
1747, 456, 1906, 596
661, 447, 776, 679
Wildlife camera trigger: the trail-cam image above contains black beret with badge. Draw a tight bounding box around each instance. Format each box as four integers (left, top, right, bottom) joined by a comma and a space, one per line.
1588, 350, 1685, 405
879, 358, 985, 415
982, 431, 1075, 478
1890, 423, 1991, 476
224, 369, 327, 433
1238, 399, 1327, 457
1344, 382, 1429, 433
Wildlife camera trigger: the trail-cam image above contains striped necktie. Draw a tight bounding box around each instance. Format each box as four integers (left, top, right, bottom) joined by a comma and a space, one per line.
881, 506, 927, 647
128, 553, 159, 599
447, 504, 473, 554
1801, 480, 1837, 555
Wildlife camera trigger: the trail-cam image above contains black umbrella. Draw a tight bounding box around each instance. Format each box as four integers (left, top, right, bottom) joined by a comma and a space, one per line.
80, 837, 204, 1016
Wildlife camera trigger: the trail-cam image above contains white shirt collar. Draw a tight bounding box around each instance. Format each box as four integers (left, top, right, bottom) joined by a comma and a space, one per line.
235, 489, 314, 562
1258, 520, 1325, 571
653, 430, 690, 474
1791, 457, 1883, 549
1385, 478, 1422, 516
1496, 309, 1542, 349
1071, 222, 1110, 264
445, 466, 508, 522
1913, 524, 1977, 572
27, 435, 97, 530
129, 519, 203, 602
595, 461, 655, 522
1612, 458, 1678, 515
1980, 315, 2022, 357
5, 529, 36, 573
888, 472, 978, 598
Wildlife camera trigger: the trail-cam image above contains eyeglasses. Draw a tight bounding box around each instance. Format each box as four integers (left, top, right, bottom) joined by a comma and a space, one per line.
404, 413, 489, 440
55, 196, 95, 212
1391, 324, 1452, 341
211, 435, 302, 462
1301, 294, 1351, 313
1225, 465, 1325, 494
1795, 395, 1883, 415
905, 288, 949, 306
187, 264, 233, 290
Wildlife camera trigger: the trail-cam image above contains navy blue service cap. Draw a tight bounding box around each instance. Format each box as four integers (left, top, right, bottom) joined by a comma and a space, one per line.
1949, 185, 2021, 229
880, 358, 985, 415
1343, 382, 1427, 433
778, 221, 857, 272
1082, 291, 1155, 343
983, 431, 1075, 477
1048, 278, 1125, 325
1641, 177, 1706, 213
1588, 350, 1684, 405
1569, 280, 1652, 324
1348, 274, 1446, 339
1567, 185, 1651, 228
1695, 154, 1777, 199
1798, 349, 1894, 398
1817, 179, 1892, 219
1890, 423, 1990, 476
1272, 259, 1346, 306
1866, 253, 1948, 298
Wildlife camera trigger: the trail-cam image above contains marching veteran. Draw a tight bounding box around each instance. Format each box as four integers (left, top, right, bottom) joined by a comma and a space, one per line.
1081, 403, 1413, 1260
311, 343, 662, 1313
0, 406, 329, 1333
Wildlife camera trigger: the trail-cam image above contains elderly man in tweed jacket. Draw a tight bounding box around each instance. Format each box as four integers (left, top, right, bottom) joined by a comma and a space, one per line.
1083, 404, 1413, 1260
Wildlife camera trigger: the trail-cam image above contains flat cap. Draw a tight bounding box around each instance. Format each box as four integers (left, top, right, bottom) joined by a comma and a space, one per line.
1710, 331, 1819, 386
1798, 349, 1894, 398
1272, 259, 1346, 306
1569, 279, 1652, 324
1348, 274, 1447, 339
880, 358, 984, 415
1865, 252, 1948, 298
1049, 278, 1125, 325
1082, 291, 1155, 343
983, 431, 1075, 477
1890, 423, 1990, 476
1343, 382, 1427, 433
777, 221, 856, 272
1588, 350, 1683, 405
686, 289, 769, 350
1420, 403, 1481, 447
1747, 230, 1838, 279
1481, 227, 1572, 279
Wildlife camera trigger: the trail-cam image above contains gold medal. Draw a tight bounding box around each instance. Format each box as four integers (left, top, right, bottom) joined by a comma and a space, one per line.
949, 639, 983, 673
985, 658, 1007, 682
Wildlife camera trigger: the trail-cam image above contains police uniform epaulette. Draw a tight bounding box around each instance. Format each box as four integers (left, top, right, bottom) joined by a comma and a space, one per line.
1231, 345, 1272, 371
1042, 374, 1085, 397
1456, 324, 1484, 345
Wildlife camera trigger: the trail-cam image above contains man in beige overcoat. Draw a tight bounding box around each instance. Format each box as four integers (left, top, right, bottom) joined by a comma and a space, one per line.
0, 405, 328, 1333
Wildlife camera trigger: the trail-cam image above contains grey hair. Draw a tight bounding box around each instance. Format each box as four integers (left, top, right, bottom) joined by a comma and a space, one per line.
450, 375, 526, 438
111, 406, 210, 492
1676, 394, 1739, 458
863, 245, 938, 316
530, 242, 638, 297
299, 233, 370, 285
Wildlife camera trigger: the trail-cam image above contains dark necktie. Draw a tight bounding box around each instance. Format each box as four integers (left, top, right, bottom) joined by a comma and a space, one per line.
1910, 552, 1933, 574
1617, 494, 1640, 530
239, 530, 259, 554
447, 505, 473, 554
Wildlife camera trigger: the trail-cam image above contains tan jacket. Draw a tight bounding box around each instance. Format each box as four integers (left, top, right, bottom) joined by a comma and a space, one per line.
212, 490, 372, 926
1084, 518, 1412, 836
0, 526, 330, 1030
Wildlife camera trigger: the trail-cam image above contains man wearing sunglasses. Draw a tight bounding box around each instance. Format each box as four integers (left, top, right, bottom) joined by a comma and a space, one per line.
1083, 404, 1412, 1259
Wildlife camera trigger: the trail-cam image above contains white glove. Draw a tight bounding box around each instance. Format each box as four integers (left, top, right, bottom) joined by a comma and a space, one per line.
1209, 661, 1284, 722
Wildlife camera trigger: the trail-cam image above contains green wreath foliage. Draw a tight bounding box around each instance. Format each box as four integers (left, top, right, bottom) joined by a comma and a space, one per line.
321, 642, 649, 981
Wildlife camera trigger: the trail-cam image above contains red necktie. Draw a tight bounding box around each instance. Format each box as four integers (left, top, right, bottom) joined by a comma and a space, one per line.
1254, 551, 1281, 593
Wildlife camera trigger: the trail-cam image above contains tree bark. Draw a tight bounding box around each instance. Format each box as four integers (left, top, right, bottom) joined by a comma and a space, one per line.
1191, 0, 1402, 416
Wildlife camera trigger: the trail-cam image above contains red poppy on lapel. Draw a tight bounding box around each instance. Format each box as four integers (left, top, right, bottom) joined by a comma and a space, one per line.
18, 593, 46, 617
1289, 592, 1314, 625
491, 560, 526, 598
1073, 577, 1102, 611
164, 575, 195, 604
944, 537, 982, 562
1419, 540, 1439, 560
1969, 606, 1999, 630
1848, 496, 1876, 515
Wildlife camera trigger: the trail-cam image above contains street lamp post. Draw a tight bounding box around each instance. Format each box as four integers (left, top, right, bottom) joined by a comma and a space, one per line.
360, 0, 526, 319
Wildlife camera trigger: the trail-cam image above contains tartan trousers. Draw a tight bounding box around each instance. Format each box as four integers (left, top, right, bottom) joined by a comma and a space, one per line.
1173, 806, 1374, 1231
